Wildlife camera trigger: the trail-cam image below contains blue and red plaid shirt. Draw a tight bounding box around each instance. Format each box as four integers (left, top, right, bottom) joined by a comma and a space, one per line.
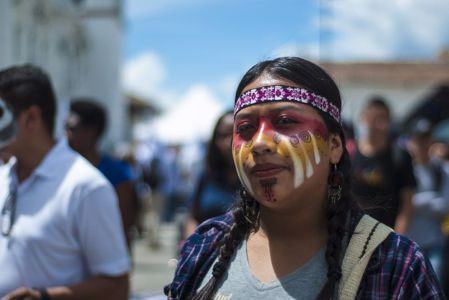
165, 212, 445, 299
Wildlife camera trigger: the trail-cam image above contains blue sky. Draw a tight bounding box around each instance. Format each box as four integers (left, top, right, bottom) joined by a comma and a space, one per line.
122, 0, 449, 142
124, 0, 321, 94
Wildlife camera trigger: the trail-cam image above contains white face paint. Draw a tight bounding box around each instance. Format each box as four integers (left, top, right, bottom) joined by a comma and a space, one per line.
233, 104, 330, 203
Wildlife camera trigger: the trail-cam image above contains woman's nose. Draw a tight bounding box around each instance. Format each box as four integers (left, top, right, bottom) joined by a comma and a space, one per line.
251, 122, 276, 156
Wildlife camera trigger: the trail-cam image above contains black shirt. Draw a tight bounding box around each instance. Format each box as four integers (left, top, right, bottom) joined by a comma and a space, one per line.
351, 143, 416, 227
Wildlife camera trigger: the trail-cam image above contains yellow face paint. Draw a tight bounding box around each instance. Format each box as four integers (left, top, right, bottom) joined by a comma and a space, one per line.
277, 131, 328, 188
233, 109, 329, 200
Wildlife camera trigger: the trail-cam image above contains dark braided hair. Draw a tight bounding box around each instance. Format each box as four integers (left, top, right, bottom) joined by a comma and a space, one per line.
193, 57, 361, 300
192, 190, 254, 300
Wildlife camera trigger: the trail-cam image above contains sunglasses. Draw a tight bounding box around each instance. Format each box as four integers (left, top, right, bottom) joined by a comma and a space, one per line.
1, 176, 18, 237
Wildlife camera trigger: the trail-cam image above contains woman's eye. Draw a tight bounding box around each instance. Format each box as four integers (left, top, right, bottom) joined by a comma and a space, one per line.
236, 123, 255, 134
277, 116, 297, 125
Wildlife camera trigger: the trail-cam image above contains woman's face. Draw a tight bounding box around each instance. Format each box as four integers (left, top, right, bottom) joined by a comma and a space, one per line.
232, 74, 340, 210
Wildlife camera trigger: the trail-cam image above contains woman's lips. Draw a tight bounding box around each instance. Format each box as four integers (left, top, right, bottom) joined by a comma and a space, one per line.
250, 163, 287, 178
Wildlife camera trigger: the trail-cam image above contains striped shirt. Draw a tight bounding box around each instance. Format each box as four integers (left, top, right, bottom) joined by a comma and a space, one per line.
164, 212, 445, 299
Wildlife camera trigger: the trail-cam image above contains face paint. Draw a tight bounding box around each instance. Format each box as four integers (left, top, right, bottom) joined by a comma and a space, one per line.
277, 130, 328, 188
233, 118, 274, 196
233, 105, 329, 201
260, 178, 277, 202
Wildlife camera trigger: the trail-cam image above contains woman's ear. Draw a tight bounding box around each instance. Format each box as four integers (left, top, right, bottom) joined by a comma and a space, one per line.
328, 133, 343, 164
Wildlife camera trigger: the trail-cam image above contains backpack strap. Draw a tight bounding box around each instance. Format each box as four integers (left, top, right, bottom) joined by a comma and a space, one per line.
338, 215, 393, 300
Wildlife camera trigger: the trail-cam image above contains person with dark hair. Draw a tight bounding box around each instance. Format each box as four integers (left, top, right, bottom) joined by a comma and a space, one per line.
164, 57, 444, 299
0, 65, 130, 299
183, 110, 239, 238
405, 118, 449, 281
67, 99, 138, 249
351, 97, 416, 234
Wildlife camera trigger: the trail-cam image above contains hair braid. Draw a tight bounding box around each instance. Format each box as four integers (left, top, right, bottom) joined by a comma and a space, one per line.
192, 194, 251, 300
317, 145, 359, 300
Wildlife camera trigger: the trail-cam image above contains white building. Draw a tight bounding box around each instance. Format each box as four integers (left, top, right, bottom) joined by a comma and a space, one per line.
321, 59, 449, 124
0, 0, 126, 148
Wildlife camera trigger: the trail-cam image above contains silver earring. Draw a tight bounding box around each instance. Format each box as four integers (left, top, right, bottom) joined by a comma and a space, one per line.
328, 164, 343, 206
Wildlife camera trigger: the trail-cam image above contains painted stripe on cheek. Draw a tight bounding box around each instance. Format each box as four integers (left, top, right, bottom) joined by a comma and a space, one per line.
283, 140, 305, 188
299, 141, 314, 178
309, 131, 321, 164
237, 143, 254, 195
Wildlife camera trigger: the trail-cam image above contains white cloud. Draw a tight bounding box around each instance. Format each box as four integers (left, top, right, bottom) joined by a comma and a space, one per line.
216, 75, 240, 109
322, 0, 449, 61
149, 85, 224, 144
271, 43, 321, 60
269, 1, 449, 61
121, 52, 167, 103
123, 52, 226, 144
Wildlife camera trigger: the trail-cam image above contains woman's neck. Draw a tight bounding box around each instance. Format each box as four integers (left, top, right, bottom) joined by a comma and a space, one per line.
246, 205, 328, 283
255, 206, 328, 244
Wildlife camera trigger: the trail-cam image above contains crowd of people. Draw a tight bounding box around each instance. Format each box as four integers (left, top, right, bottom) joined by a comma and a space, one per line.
0, 58, 449, 299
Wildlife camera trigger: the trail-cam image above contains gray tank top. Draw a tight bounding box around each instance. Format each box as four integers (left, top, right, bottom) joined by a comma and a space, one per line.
199, 240, 327, 299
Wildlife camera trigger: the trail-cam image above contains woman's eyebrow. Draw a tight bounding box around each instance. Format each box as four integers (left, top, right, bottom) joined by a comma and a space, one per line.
271, 104, 307, 114
234, 112, 253, 120
235, 104, 310, 120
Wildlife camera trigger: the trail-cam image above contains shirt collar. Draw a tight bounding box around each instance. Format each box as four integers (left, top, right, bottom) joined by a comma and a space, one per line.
32, 138, 71, 179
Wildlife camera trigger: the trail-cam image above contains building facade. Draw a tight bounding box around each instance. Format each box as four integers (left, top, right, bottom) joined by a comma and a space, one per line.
321, 60, 449, 124
0, 0, 125, 148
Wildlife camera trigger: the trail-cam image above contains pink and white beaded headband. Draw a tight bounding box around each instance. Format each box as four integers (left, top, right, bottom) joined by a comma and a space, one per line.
234, 85, 341, 124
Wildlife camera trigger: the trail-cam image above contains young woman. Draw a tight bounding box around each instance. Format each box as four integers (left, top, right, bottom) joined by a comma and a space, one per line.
165, 57, 444, 299
184, 111, 239, 238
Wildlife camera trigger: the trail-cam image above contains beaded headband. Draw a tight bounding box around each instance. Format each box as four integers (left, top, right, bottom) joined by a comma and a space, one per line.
234, 85, 341, 124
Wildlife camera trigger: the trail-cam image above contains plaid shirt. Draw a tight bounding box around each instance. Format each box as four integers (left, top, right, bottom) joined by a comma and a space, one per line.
164, 212, 445, 299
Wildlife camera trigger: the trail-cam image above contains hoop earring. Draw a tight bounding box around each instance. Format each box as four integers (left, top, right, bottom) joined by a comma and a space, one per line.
241, 187, 259, 227
328, 164, 343, 207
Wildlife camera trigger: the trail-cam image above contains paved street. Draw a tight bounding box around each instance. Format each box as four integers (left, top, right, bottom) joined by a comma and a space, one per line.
130, 223, 178, 299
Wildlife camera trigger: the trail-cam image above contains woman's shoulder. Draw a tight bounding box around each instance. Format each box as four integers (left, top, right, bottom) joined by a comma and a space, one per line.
195, 211, 235, 237
178, 211, 235, 268
166, 211, 235, 299
360, 232, 444, 298
373, 232, 434, 271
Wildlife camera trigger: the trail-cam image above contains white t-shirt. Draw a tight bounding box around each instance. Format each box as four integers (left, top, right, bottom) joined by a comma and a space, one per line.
0, 139, 130, 296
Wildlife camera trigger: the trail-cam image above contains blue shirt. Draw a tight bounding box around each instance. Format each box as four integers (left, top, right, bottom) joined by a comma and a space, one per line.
189, 172, 238, 224
97, 154, 135, 188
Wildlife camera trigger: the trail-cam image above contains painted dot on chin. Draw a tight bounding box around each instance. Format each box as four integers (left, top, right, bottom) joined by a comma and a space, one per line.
260, 178, 277, 202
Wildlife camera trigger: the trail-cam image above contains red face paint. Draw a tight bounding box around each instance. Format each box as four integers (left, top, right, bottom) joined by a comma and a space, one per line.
233, 105, 328, 151
232, 103, 330, 200
260, 178, 277, 202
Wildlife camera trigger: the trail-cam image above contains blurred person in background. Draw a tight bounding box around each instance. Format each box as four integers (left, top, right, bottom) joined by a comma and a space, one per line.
67, 99, 138, 250
0, 65, 129, 299
351, 97, 416, 234
342, 120, 356, 156
430, 140, 449, 297
183, 111, 239, 238
405, 118, 449, 281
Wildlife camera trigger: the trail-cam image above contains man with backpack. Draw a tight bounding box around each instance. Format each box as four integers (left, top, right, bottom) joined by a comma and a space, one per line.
351, 97, 416, 234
